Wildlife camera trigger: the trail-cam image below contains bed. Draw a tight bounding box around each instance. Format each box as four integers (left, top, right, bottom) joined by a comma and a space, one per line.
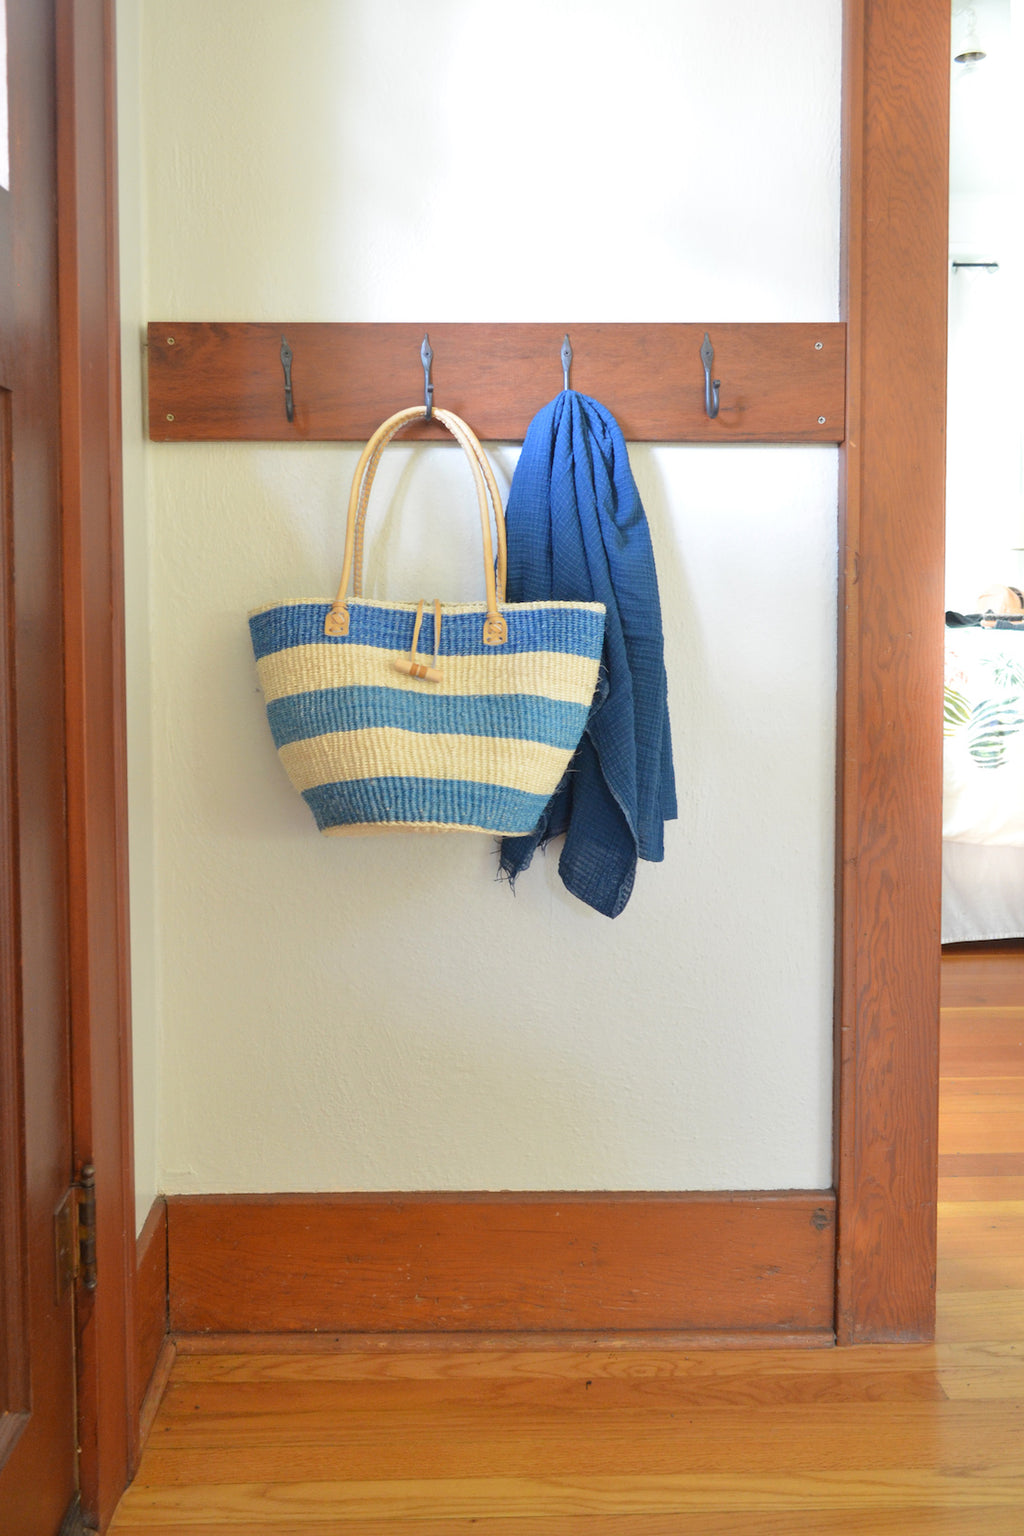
943, 616, 1024, 942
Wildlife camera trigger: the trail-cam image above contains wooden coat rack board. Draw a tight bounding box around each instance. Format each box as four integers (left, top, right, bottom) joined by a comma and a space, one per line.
146, 322, 846, 444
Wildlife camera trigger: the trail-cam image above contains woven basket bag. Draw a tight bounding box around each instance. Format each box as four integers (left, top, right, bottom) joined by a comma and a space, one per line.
249, 406, 606, 835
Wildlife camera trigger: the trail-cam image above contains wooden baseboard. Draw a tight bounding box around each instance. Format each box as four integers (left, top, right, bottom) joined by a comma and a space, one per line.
138, 1336, 176, 1449
134, 1197, 168, 1420
167, 1191, 836, 1338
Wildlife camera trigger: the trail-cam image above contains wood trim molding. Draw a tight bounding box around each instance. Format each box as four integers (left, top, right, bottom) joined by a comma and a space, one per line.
835, 0, 948, 1342
56, 0, 135, 1520
166, 1192, 836, 1339
134, 1199, 168, 1429
0, 387, 29, 1430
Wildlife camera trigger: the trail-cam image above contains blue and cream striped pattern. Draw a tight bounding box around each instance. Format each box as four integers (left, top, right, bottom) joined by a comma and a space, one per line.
249, 597, 605, 835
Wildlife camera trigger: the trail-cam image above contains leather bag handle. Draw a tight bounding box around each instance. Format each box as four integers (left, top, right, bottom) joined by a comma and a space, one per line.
353, 409, 507, 608
325, 407, 508, 644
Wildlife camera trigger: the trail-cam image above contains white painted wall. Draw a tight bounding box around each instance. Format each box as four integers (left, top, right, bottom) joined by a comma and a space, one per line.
122, 0, 841, 1223
946, 0, 1024, 605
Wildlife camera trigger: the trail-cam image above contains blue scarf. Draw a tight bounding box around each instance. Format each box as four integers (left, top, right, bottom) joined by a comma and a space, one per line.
499, 391, 676, 917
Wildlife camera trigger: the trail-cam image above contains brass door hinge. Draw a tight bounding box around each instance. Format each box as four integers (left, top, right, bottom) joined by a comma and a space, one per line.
55, 1162, 97, 1302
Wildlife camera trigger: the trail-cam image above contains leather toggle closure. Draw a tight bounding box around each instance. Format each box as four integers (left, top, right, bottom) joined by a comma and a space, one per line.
393, 599, 443, 684
393, 657, 444, 683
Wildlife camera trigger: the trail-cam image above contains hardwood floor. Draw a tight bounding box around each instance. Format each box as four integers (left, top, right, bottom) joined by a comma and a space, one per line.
110, 947, 1024, 1532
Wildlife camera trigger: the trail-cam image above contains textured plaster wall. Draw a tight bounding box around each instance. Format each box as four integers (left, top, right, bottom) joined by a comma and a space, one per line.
124, 0, 841, 1220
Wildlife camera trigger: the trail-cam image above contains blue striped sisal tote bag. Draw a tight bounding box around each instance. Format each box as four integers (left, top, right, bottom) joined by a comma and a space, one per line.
249, 406, 606, 835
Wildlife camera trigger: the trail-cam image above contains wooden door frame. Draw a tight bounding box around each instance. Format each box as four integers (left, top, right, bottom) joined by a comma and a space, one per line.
57, 0, 136, 1527
53, 7, 950, 1523
835, 0, 949, 1343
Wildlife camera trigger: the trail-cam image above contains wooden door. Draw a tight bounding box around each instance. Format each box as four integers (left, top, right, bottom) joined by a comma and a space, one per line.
0, 1, 84, 1531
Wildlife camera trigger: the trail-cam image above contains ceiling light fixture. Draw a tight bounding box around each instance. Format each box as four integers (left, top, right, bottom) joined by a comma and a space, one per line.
954, 5, 987, 64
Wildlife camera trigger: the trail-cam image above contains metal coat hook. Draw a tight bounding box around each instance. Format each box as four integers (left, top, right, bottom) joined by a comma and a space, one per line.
561, 333, 573, 392
421, 333, 434, 419
700, 332, 720, 420
280, 335, 294, 423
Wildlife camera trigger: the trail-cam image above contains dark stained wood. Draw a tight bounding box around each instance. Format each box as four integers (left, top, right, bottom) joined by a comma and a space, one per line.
55, 0, 136, 1523
834, 0, 949, 1343
166, 1192, 836, 1338
0, 385, 29, 1448
0, 3, 79, 1530
146, 321, 846, 443
135, 1201, 169, 1427
0, 87, 22, 1448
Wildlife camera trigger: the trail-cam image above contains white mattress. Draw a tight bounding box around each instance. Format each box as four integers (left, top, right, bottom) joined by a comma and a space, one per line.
942, 838, 1024, 943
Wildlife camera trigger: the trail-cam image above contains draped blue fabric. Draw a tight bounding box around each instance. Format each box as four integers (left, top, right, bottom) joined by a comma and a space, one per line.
498, 392, 676, 916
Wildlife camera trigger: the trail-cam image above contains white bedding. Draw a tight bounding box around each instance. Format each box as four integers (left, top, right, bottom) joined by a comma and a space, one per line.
944, 625, 1024, 845
942, 840, 1024, 943
943, 624, 1024, 941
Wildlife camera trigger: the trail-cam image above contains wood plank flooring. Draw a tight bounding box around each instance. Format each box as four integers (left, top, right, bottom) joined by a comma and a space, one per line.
110, 946, 1024, 1532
